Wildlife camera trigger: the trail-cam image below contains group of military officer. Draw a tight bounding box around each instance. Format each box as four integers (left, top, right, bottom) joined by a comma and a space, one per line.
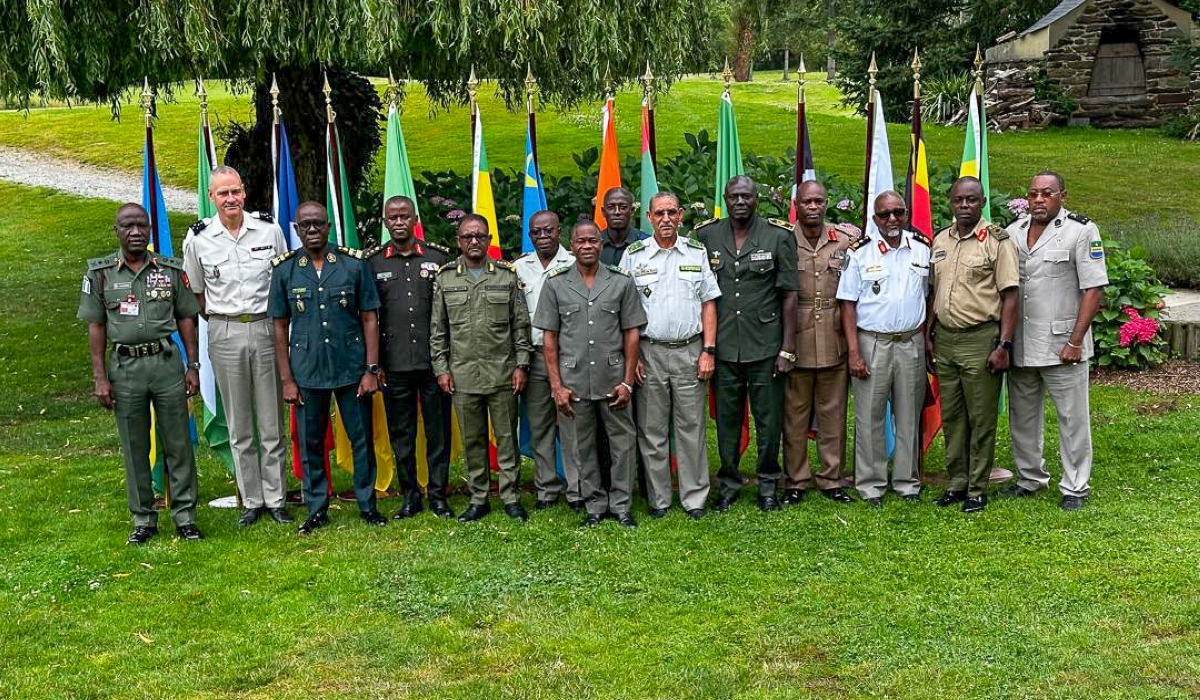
80, 166, 1107, 544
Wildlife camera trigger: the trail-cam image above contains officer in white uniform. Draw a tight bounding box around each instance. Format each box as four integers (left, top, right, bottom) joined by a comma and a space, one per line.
182, 166, 292, 526
837, 191, 931, 506
1004, 171, 1108, 511
620, 192, 721, 518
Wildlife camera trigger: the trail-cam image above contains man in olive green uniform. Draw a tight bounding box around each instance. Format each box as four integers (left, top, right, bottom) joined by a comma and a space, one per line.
696, 175, 800, 512
430, 214, 533, 523
270, 202, 386, 534
535, 220, 647, 528
78, 203, 203, 545
927, 177, 1019, 513
782, 180, 857, 505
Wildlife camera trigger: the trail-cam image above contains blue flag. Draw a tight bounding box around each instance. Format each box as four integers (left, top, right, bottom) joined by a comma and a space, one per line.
273, 119, 302, 249
520, 123, 547, 254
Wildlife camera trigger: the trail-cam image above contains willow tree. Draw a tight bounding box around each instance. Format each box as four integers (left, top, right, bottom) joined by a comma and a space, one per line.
1, 0, 717, 207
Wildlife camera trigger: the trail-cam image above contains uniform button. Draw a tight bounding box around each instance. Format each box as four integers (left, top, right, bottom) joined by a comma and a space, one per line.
407, 292, 413, 296
588, 302, 594, 306
734, 261, 740, 266
735, 293, 740, 297
734, 278, 740, 283
815, 314, 821, 320
589, 361, 596, 365
318, 287, 323, 292
320, 304, 326, 309
408, 307, 414, 312
589, 340, 595, 345
410, 323, 416, 328
324, 338, 330, 343
406, 278, 412, 282
322, 321, 328, 327
815, 272, 820, 278
736, 310, 741, 315
588, 320, 594, 325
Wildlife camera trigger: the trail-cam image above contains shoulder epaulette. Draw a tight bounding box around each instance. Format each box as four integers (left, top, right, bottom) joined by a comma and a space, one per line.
833, 222, 861, 239
87, 255, 118, 271
271, 249, 298, 267
155, 255, 184, 269
684, 237, 705, 250
547, 265, 573, 278
493, 259, 514, 271
606, 264, 630, 277
188, 218, 209, 236
988, 224, 1009, 241
438, 261, 458, 273
363, 244, 386, 258
425, 241, 450, 254
337, 245, 366, 260
693, 217, 718, 230
249, 211, 274, 223
935, 225, 953, 238
1067, 212, 1091, 225
626, 240, 647, 254
848, 237, 869, 252
912, 231, 932, 246
767, 218, 793, 230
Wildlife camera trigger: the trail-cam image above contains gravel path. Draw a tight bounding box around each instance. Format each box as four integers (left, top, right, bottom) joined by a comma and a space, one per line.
0, 145, 197, 214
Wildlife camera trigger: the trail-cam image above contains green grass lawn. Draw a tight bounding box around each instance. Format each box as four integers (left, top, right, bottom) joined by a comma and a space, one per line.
3, 180, 1200, 699
2, 76, 1198, 231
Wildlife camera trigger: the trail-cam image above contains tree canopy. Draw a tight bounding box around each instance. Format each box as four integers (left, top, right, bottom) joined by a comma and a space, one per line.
0, 0, 718, 109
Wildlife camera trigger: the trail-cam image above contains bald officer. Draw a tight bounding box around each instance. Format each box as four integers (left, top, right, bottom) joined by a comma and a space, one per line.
927, 177, 1019, 513
1004, 172, 1107, 511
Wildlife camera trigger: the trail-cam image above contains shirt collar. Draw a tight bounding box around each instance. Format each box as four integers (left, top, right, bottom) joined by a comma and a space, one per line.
385, 241, 423, 258
646, 235, 684, 256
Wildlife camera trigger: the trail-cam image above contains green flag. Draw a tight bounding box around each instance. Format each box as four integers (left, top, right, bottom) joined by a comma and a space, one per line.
958, 86, 991, 219
382, 103, 425, 239
326, 121, 358, 247
713, 92, 744, 219
639, 99, 659, 231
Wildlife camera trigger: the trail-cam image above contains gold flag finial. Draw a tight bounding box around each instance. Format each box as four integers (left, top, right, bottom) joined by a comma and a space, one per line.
323, 71, 335, 123
973, 43, 985, 92
387, 68, 399, 110
140, 77, 154, 128
603, 62, 613, 98
270, 73, 281, 123
867, 52, 878, 105
911, 49, 923, 100
641, 61, 655, 108
467, 65, 479, 113
797, 54, 807, 104
196, 77, 210, 120
722, 57, 733, 95
525, 64, 537, 114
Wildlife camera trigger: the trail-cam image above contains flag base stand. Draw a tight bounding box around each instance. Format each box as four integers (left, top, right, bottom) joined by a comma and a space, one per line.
207, 496, 240, 509
989, 467, 1013, 483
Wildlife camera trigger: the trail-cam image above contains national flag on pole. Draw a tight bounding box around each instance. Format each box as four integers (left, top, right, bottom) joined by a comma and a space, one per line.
788, 91, 816, 224
471, 108, 503, 259
638, 98, 659, 232
959, 85, 991, 219
325, 119, 358, 247
593, 96, 622, 228
272, 119, 302, 250
521, 117, 547, 253
382, 101, 425, 241
712, 91, 744, 218
863, 89, 894, 239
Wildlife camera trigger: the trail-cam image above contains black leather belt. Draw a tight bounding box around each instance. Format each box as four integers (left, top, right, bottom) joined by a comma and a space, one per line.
863, 328, 922, 342
645, 335, 701, 349
209, 313, 268, 323
112, 339, 168, 357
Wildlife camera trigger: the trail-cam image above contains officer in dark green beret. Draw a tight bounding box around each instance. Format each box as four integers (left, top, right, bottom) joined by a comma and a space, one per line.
78, 203, 203, 545
269, 201, 385, 535
695, 175, 800, 512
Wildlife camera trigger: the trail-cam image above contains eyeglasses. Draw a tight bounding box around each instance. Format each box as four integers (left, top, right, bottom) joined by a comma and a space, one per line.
296, 220, 329, 231
1025, 189, 1063, 200
458, 233, 490, 242
875, 208, 907, 219
650, 208, 682, 218
529, 227, 559, 237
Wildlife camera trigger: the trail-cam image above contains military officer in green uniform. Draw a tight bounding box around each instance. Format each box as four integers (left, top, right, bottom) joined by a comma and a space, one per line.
269, 202, 386, 534
430, 214, 533, 524
78, 203, 203, 545
927, 177, 1020, 513
696, 175, 800, 512
535, 220, 647, 528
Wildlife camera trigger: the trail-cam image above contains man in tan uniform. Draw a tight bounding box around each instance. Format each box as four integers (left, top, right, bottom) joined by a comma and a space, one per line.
782, 180, 857, 505
927, 177, 1019, 513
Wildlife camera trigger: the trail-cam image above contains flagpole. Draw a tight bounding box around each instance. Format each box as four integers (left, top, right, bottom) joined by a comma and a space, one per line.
642, 62, 657, 169
795, 55, 807, 190
198, 77, 216, 169
323, 71, 343, 247
526, 65, 539, 168
467, 66, 479, 144
141, 78, 161, 253
861, 53, 877, 233
907, 50, 922, 220
972, 44, 991, 220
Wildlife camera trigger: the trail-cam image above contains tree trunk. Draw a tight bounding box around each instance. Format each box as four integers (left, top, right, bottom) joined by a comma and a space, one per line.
783, 49, 790, 81
733, 26, 755, 82
825, 0, 837, 80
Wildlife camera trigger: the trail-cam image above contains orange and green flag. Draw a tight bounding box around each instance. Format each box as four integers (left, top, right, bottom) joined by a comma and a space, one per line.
593, 96, 622, 228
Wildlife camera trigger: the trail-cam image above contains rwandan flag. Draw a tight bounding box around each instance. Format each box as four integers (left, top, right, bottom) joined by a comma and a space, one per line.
639, 98, 659, 232
592, 96, 622, 228
712, 90, 744, 218
471, 108, 503, 259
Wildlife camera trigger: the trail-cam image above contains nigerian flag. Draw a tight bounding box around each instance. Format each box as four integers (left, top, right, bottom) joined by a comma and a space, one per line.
713, 91, 744, 219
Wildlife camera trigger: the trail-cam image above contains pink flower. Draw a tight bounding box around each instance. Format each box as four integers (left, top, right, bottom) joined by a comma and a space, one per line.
1006, 198, 1029, 216
836, 199, 853, 211
446, 209, 465, 221
1117, 307, 1160, 347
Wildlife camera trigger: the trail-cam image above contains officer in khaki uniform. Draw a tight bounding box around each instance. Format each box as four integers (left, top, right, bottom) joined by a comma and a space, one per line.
430, 214, 533, 524
697, 176, 800, 512
78, 203, 203, 545
1004, 172, 1107, 511
781, 180, 857, 505
535, 220, 647, 528
927, 177, 1020, 513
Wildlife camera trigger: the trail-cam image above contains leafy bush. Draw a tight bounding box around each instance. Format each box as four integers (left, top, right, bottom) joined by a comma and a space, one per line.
1161, 112, 1200, 142
921, 72, 973, 125
1092, 243, 1170, 370
1106, 216, 1200, 289
1030, 65, 1078, 122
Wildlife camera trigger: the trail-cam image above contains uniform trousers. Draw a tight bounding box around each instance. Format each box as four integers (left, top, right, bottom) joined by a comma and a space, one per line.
783, 363, 848, 491
851, 330, 924, 498
933, 321, 1002, 497
111, 347, 198, 527
714, 357, 784, 498
453, 391, 521, 506
298, 385, 376, 515
561, 398, 636, 516
636, 339, 710, 511
208, 317, 288, 509
1008, 361, 1093, 497
382, 369, 451, 503
523, 348, 570, 501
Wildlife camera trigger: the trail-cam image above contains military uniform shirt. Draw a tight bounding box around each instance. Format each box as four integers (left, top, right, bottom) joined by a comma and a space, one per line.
696, 216, 801, 363
837, 229, 931, 333
599, 228, 649, 266
513, 245, 576, 346
619, 236, 721, 341
367, 240, 450, 372
930, 219, 1020, 329
429, 258, 532, 394
1008, 208, 1109, 367
182, 213, 288, 315
267, 247, 380, 390
793, 222, 857, 368
77, 251, 200, 344
533, 264, 648, 400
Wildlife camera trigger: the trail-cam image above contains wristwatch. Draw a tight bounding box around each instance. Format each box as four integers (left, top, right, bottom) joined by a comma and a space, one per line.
702, 345, 717, 356
778, 350, 797, 363
994, 339, 1013, 351
365, 363, 382, 374
187, 362, 201, 371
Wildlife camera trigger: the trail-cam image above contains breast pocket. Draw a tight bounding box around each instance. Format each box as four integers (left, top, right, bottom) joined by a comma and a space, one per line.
560, 302, 582, 327
289, 289, 311, 314
248, 247, 275, 280
862, 269, 888, 295
749, 254, 776, 274
484, 287, 510, 324
203, 253, 229, 280
601, 301, 622, 330
1044, 249, 1071, 278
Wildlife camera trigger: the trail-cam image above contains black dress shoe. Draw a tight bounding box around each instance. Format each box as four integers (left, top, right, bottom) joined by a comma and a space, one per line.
757, 495, 782, 511
534, 497, 559, 511
1060, 495, 1086, 511
176, 524, 204, 541
686, 508, 706, 520
615, 512, 638, 528
781, 489, 805, 505
902, 494, 921, 504
1000, 484, 1042, 498
647, 507, 669, 519
504, 503, 529, 522
567, 500, 585, 513
820, 488, 853, 504
712, 494, 739, 512
935, 490, 967, 507
429, 500, 455, 518
238, 507, 263, 527
126, 526, 158, 545
267, 507, 294, 524
392, 501, 422, 520
360, 510, 388, 526
457, 503, 491, 522
962, 495, 988, 513
298, 511, 330, 535
864, 497, 884, 508
581, 514, 602, 527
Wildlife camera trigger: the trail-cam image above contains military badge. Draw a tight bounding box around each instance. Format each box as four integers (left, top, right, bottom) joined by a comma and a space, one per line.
298, 256, 309, 267
643, 287, 652, 298
296, 300, 306, 313
326, 252, 337, 263
1089, 240, 1104, 260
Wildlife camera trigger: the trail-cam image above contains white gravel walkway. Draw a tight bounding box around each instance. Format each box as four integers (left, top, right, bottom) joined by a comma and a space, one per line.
0, 145, 197, 214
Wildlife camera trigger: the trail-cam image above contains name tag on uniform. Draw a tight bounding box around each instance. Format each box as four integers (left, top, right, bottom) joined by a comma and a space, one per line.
679, 265, 702, 272
119, 301, 140, 316
1046, 249, 1070, 262
251, 245, 273, 252
867, 264, 884, 273
111, 281, 132, 290
931, 250, 948, 262
290, 287, 308, 294
749, 251, 772, 262
634, 265, 656, 277
375, 271, 394, 281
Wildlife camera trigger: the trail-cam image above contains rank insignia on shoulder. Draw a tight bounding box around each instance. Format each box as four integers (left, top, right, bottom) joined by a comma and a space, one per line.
684, 237, 705, 250
626, 240, 647, 254
336, 246, 365, 260
988, 224, 1009, 240
912, 231, 932, 246
548, 265, 573, 277
607, 264, 630, 276
88, 256, 117, 271
767, 218, 792, 230
693, 217, 718, 229
249, 211, 274, 223
81, 275, 92, 294
425, 241, 450, 254
363, 244, 386, 258
438, 261, 457, 273
1089, 240, 1105, 260
271, 249, 298, 267
848, 237, 868, 252
156, 255, 183, 269
1068, 212, 1091, 225
188, 218, 210, 236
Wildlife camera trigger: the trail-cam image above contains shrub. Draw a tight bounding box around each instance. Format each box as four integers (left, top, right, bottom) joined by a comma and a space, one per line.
1092, 243, 1170, 370
1106, 216, 1200, 289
